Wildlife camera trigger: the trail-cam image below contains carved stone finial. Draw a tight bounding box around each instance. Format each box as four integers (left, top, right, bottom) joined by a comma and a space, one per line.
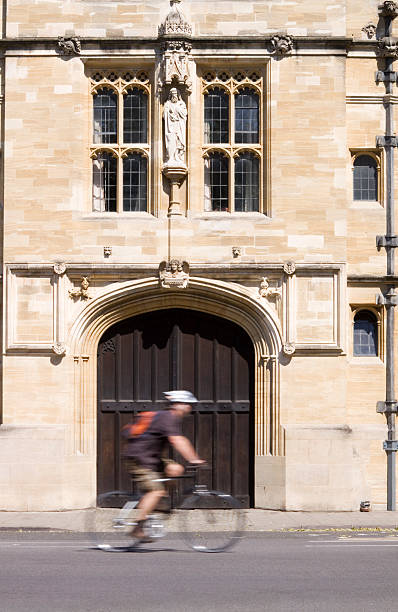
270, 34, 294, 56
53, 262, 66, 275
259, 277, 282, 301
159, 259, 189, 288
52, 342, 66, 356
378, 1, 398, 19
282, 342, 296, 356
69, 277, 91, 300
159, 0, 192, 37
362, 23, 377, 39
57, 36, 81, 56
283, 261, 296, 275
377, 36, 398, 58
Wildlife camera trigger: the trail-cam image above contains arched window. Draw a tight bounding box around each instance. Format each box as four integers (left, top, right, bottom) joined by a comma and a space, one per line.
353, 310, 378, 356
123, 88, 148, 144
123, 153, 147, 211
235, 152, 259, 212
93, 88, 118, 144
204, 152, 229, 211
92, 152, 117, 212
234, 88, 259, 144
204, 88, 229, 144
353, 155, 378, 201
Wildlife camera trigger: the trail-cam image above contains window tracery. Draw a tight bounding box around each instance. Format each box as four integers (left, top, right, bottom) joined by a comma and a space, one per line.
90, 70, 151, 213
202, 69, 263, 213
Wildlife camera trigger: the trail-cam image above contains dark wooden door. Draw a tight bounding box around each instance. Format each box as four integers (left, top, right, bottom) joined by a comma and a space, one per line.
97, 308, 254, 507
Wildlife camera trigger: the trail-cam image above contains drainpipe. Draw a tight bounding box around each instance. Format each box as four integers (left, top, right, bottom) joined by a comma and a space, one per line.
375, 1, 398, 511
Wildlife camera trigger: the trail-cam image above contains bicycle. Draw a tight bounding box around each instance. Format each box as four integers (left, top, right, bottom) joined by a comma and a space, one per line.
88, 466, 245, 553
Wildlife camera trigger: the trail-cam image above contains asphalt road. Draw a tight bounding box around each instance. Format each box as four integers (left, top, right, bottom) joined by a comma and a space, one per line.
1, 530, 398, 612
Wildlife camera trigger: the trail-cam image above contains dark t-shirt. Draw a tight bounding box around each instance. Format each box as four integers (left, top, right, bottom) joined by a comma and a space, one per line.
121, 410, 182, 471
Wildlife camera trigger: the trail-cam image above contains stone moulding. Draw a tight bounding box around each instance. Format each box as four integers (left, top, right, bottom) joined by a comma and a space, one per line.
69, 276, 283, 459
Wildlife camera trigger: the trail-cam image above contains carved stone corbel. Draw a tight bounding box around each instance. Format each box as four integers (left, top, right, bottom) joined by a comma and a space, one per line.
69, 277, 91, 300
159, 259, 189, 288
53, 262, 66, 275
52, 342, 66, 356
379, 1, 398, 19
57, 37, 81, 56
377, 36, 398, 58
362, 23, 377, 39
259, 277, 282, 301
283, 261, 296, 275
270, 34, 294, 57
282, 342, 296, 356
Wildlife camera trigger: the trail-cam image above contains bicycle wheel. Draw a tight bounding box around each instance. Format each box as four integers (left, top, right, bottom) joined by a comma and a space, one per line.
87, 491, 141, 552
178, 490, 245, 552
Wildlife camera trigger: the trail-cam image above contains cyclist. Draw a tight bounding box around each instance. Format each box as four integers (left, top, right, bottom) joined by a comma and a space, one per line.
121, 390, 205, 542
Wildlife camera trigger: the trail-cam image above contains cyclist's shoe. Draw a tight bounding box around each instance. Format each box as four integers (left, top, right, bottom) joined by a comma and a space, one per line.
129, 521, 153, 543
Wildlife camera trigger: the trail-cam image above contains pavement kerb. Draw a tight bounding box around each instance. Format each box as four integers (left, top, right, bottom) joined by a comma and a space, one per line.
1, 509, 398, 532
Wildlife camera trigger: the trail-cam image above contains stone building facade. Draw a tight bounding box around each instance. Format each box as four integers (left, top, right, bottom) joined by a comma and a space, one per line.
0, 0, 396, 511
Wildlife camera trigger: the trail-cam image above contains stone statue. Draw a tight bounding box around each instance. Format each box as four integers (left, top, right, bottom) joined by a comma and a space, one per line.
163, 88, 187, 166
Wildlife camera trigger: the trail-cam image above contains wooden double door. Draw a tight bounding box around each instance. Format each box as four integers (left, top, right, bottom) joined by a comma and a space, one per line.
97, 308, 254, 507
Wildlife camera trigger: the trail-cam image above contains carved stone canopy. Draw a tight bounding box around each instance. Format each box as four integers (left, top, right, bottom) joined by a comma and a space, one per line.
159, 259, 189, 288
158, 0, 192, 37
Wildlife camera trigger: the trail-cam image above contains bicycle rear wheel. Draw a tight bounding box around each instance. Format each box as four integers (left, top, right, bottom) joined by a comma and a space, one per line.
178, 490, 245, 552
87, 491, 141, 552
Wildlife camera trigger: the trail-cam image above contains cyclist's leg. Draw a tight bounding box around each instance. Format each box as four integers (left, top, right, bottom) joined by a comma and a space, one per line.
125, 459, 166, 536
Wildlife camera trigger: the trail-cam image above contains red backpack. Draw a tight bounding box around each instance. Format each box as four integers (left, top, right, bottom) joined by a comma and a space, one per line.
122, 412, 157, 439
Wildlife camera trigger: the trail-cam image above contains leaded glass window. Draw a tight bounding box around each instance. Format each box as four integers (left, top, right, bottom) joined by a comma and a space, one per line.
91, 71, 150, 213
204, 153, 229, 212
92, 152, 117, 212
202, 70, 263, 213
235, 153, 259, 212
93, 88, 117, 144
123, 153, 147, 211
353, 155, 378, 201
204, 88, 229, 144
124, 88, 148, 144
235, 88, 259, 144
353, 310, 378, 356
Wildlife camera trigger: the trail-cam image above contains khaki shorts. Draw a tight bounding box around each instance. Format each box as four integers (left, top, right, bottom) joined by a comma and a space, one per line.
124, 458, 175, 493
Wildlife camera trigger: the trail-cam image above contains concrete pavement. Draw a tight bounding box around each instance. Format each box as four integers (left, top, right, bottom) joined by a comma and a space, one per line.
1, 508, 398, 532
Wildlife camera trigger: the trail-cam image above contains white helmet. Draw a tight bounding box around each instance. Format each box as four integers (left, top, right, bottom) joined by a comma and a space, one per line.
163, 390, 198, 404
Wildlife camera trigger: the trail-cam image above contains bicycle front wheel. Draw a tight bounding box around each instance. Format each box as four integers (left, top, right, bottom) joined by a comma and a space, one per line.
178, 490, 245, 552
87, 491, 141, 552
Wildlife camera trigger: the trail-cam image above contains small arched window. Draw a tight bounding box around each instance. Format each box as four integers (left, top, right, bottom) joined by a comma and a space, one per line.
123, 153, 147, 211
353, 310, 378, 356
353, 155, 378, 201
123, 88, 148, 144
204, 88, 229, 144
93, 88, 118, 144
